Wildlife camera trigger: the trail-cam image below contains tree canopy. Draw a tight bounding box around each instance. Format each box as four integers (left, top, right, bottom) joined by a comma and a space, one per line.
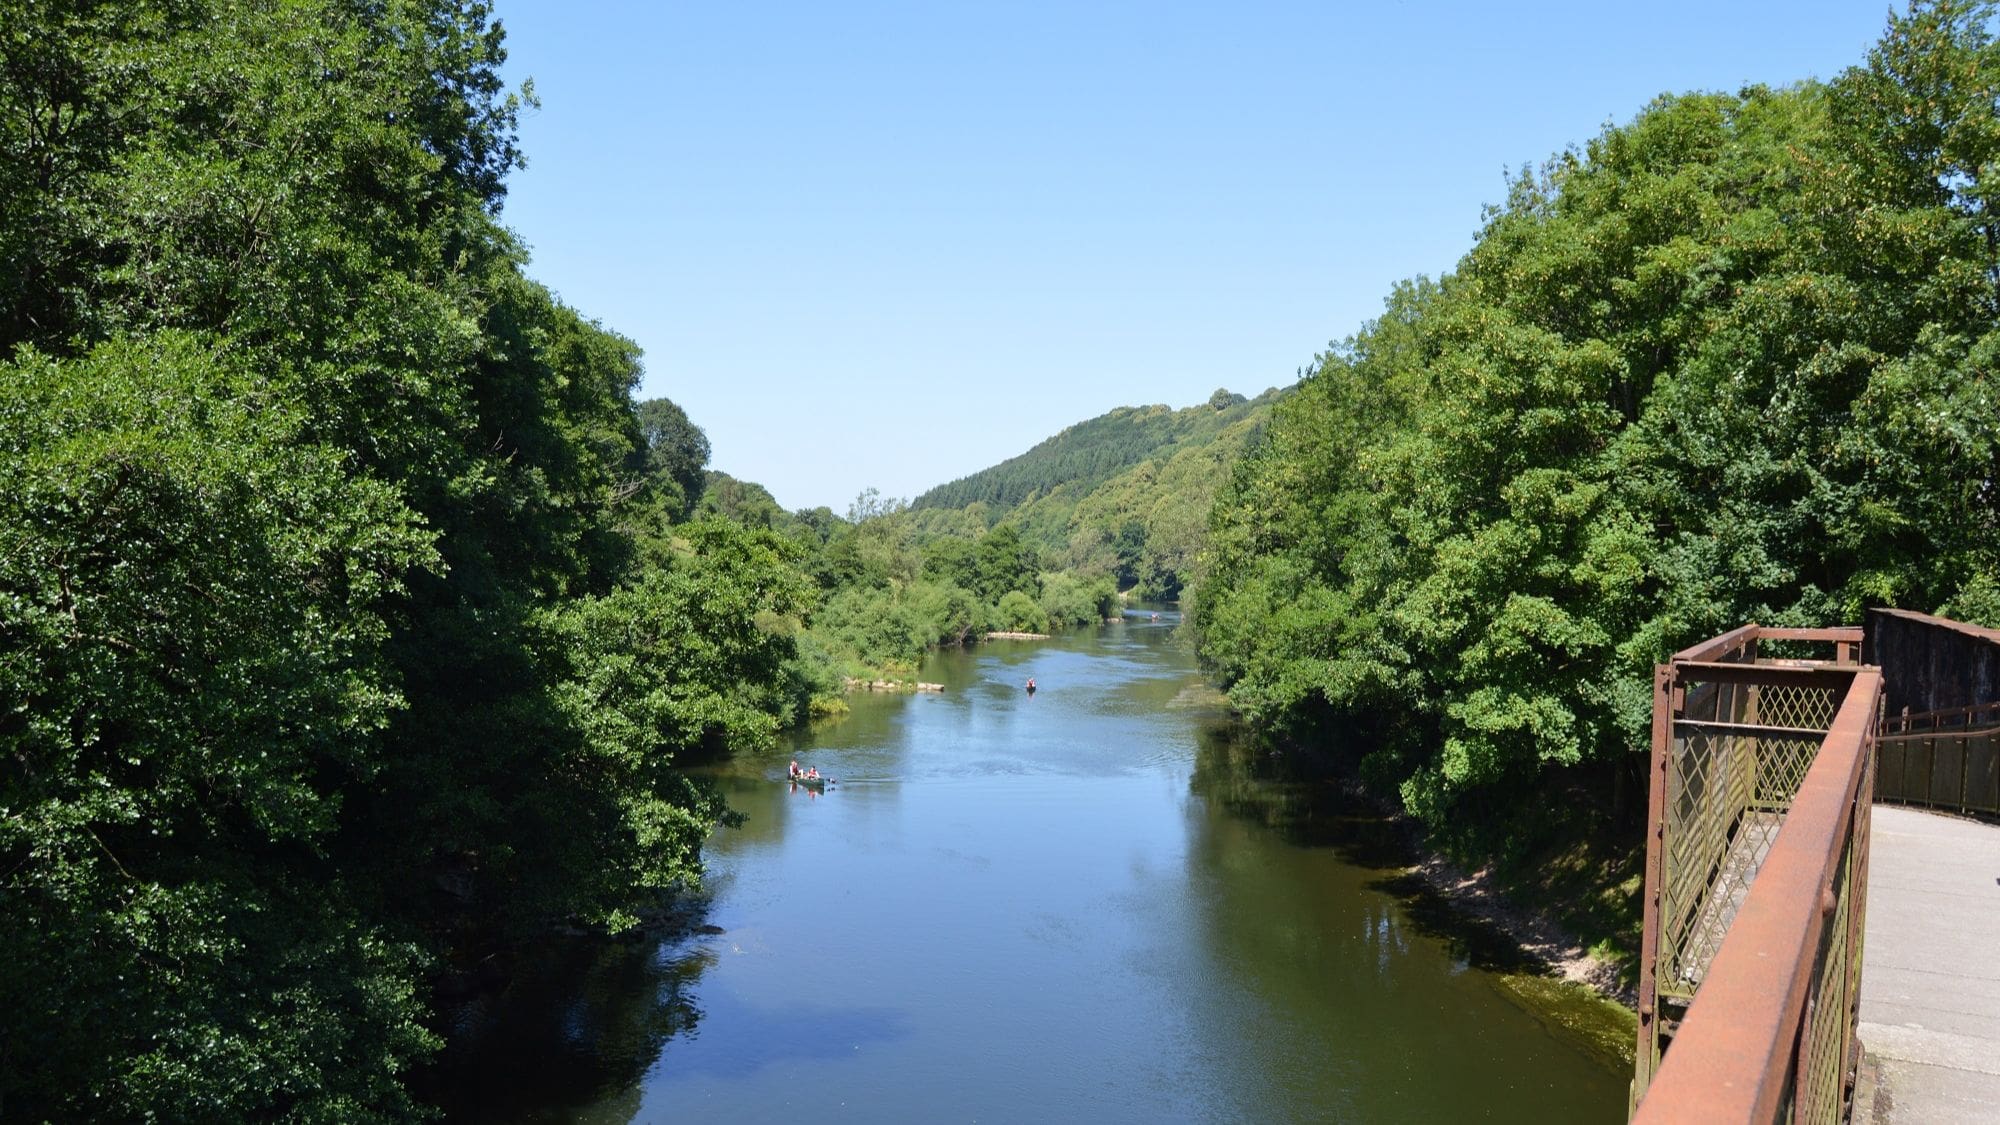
0, 2, 816, 1116
1193, 0, 2000, 850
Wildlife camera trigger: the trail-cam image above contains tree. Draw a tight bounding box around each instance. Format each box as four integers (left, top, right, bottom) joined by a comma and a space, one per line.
1194, 4, 2000, 853
995, 590, 1050, 633
0, 3, 818, 1114
634, 395, 711, 519
972, 525, 1040, 603
0, 335, 439, 1119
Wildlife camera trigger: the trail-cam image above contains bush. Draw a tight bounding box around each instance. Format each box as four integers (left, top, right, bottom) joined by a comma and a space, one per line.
995, 590, 1050, 633
1039, 571, 1117, 629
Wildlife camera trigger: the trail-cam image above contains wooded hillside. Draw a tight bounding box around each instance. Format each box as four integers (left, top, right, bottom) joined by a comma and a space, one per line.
909, 388, 1283, 598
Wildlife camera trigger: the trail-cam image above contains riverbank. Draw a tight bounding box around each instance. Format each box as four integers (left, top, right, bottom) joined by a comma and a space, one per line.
1297, 771, 1640, 1011
1401, 847, 1636, 1007
844, 677, 945, 692
1341, 798, 1640, 1073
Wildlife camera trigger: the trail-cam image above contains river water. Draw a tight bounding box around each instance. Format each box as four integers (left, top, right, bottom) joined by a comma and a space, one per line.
428, 613, 1632, 1122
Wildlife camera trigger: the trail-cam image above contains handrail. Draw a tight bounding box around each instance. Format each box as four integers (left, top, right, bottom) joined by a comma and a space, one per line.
1672, 661, 1861, 689
1668, 623, 1865, 668
1671, 623, 1762, 664
1879, 698, 2000, 734
1870, 606, 2000, 645
1632, 667, 1880, 1122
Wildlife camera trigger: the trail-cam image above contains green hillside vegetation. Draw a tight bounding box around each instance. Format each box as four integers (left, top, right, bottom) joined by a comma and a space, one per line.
913, 388, 1276, 513
1192, 0, 2000, 936
660, 392, 1283, 698
679, 482, 1112, 692
908, 388, 1283, 598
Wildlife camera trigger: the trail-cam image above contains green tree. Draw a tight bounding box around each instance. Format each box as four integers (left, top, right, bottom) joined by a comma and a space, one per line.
995, 590, 1051, 633
544, 519, 815, 926
0, 335, 439, 1119
973, 524, 1040, 603
0, 2, 819, 1114
634, 395, 711, 519
1195, 2, 2000, 852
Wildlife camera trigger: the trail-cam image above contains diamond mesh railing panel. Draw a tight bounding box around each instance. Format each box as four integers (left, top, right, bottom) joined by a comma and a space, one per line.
1753, 733, 1827, 809
1659, 726, 1736, 996
1656, 716, 1828, 997
1790, 831, 1858, 1125
1752, 682, 1839, 732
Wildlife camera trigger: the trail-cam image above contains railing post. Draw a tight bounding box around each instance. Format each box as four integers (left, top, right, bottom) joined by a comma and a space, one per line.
1844, 737, 1874, 1117
1632, 666, 1878, 1123
1634, 662, 1675, 1105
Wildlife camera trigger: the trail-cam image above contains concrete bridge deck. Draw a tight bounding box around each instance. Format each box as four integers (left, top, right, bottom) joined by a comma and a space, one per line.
1855, 806, 2000, 1124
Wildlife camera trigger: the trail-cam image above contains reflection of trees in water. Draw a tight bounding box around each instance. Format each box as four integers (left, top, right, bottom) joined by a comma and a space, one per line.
1188, 719, 1405, 865
1187, 720, 1537, 974
413, 931, 716, 1122
1181, 728, 1629, 1119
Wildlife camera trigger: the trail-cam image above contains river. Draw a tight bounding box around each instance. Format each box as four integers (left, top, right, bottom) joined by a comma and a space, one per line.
425, 612, 1633, 1122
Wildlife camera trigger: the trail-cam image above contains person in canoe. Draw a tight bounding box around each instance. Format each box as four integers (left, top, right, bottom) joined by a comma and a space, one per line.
1025, 677, 1037, 694
807, 766, 819, 779
788, 759, 800, 779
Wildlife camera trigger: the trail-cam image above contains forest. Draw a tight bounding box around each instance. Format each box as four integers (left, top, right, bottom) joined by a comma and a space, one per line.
683, 389, 1278, 693
1191, 0, 2000, 887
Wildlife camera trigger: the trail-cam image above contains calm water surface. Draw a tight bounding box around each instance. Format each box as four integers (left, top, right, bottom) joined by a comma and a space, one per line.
432, 614, 1631, 1122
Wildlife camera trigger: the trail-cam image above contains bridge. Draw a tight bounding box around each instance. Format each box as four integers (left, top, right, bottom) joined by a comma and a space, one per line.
1628, 609, 2000, 1124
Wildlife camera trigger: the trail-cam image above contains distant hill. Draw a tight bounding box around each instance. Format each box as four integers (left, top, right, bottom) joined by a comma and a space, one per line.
912, 387, 1282, 514
907, 387, 1288, 598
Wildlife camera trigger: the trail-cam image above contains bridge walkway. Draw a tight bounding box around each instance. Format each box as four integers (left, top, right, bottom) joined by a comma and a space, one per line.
1854, 806, 2000, 1124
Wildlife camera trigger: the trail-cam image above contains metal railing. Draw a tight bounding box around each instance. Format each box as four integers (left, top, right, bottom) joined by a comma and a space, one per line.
1631, 625, 1875, 1122
1877, 702, 2000, 815
1868, 609, 2000, 817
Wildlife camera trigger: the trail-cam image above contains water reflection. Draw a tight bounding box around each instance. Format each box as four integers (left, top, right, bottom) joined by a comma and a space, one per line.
1185, 716, 1634, 1092
423, 619, 1630, 1122
414, 932, 714, 1123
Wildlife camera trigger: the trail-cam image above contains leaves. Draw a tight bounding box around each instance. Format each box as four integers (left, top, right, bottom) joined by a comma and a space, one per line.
1193, 2, 2000, 851
0, 3, 805, 1117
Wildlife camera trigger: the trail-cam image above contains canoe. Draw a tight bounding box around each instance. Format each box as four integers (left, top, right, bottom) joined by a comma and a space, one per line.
789, 773, 831, 789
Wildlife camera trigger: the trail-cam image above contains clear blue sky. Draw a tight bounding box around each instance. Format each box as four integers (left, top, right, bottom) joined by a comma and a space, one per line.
492, 0, 1899, 513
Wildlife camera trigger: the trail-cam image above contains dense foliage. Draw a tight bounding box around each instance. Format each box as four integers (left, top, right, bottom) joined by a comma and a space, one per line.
751, 391, 1294, 684
1194, 0, 2000, 852
907, 391, 1281, 599
676, 390, 1283, 689
0, 3, 814, 1118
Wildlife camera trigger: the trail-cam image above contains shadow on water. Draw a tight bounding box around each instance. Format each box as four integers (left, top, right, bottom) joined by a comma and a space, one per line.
1360, 870, 1542, 974
411, 928, 715, 1123
1188, 718, 1414, 871
1188, 716, 1636, 1072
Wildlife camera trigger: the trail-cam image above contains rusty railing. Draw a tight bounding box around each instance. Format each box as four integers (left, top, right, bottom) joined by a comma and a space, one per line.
1631, 625, 1875, 1122
1867, 608, 2000, 817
